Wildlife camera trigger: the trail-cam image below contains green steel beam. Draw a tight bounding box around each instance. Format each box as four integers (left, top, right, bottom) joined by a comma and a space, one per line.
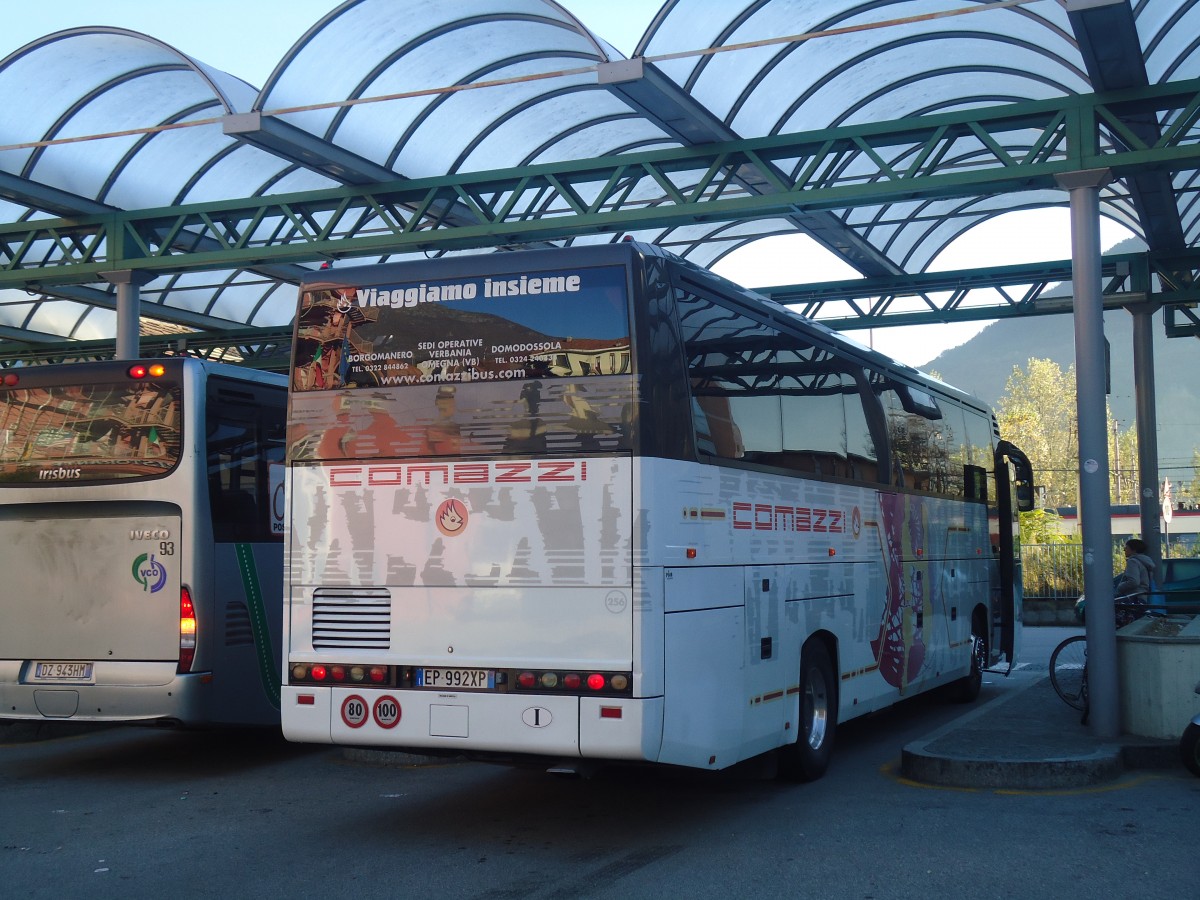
3, 247, 1195, 369
2, 79, 1199, 289
765, 250, 1200, 335
0, 326, 294, 371
762, 252, 1136, 326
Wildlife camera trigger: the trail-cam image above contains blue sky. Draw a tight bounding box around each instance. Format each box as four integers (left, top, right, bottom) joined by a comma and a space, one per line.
1, 1, 1136, 366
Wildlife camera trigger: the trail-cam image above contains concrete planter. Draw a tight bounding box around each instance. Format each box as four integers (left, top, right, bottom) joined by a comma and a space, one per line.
1117, 615, 1200, 740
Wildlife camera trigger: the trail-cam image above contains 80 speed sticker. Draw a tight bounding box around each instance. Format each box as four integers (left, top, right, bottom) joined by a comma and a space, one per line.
341, 695, 368, 728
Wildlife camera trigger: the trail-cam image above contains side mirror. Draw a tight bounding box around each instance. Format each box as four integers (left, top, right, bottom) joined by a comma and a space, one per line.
996, 440, 1036, 512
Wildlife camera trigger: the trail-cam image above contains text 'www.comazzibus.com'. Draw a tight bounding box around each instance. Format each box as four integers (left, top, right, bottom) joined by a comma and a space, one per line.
377, 369, 527, 385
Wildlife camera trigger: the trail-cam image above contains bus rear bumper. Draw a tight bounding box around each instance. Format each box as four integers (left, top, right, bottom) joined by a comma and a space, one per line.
0, 660, 209, 725
281, 685, 664, 762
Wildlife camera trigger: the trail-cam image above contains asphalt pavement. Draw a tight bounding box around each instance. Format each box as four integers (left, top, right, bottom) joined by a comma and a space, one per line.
4, 664, 1189, 791
901, 671, 1181, 789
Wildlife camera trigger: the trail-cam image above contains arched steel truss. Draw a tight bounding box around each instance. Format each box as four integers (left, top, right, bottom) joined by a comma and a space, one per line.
2, 0, 1200, 363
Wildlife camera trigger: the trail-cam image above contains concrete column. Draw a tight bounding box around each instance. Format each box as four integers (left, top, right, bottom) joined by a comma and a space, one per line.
100, 270, 154, 360
1056, 168, 1118, 739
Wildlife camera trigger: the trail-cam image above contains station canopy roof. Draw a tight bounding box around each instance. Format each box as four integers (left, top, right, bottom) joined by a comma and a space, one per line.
1, 0, 1198, 345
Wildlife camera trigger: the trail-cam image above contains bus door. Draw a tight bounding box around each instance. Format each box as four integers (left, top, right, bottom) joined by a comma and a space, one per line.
993, 441, 1034, 668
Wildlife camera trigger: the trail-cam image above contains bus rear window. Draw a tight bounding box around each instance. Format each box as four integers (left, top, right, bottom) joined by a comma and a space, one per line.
0, 381, 182, 484
291, 264, 631, 391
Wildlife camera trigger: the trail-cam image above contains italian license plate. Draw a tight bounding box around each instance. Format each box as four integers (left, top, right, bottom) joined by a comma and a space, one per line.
415, 667, 493, 690
33, 662, 94, 681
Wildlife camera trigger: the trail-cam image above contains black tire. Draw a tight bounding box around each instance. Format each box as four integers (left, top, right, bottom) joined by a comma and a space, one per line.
946, 629, 985, 703
1181, 722, 1200, 777
778, 640, 837, 782
1049, 635, 1088, 711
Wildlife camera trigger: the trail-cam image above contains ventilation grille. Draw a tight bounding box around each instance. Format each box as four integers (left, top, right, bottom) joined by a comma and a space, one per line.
225, 601, 253, 647
312, 588, 391, 651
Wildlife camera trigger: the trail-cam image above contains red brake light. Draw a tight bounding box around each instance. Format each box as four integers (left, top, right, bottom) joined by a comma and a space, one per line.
178, 587, 197, 674
1, 373, 17, 387
563, 673, 582, 689
587, 673, 606, 691
517, 672, 536, 689
129, 363, 166, 379
311, 665, 328, 681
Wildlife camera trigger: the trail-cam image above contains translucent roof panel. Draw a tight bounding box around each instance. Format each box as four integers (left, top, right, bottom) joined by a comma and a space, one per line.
640, 2, 1084, 134
1, 0, 1198, 349
1140, 0, 1200, 82
631, 0, 1200, 267
259, 0, 646, 178
0, 29, 260, 201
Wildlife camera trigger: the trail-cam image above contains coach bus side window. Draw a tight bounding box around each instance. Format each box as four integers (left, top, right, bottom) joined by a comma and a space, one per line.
780, 371, 850, 478
207, 381, 286, 542
879, 381, 950, 493
960, 405, 995, 504
844, 370, 883, 484
678, 285, 882, 480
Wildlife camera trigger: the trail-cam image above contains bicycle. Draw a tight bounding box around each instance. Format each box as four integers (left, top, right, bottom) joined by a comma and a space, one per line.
1049, 634, 1088, 712
1052, 590, 1149, 714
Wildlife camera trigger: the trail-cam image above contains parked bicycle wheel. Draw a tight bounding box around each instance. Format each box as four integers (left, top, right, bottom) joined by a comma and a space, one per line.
1049, 635, 1088, 711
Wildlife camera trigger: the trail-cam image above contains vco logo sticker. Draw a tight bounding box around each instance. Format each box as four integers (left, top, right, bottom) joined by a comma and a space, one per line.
131, 553, 168, 593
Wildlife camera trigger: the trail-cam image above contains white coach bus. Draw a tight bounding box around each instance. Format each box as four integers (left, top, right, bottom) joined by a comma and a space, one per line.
0, 358, 286, 727
281, 242, 1032, 779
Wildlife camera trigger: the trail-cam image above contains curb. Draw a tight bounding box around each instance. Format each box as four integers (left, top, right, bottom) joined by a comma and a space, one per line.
900, 680, 1125, 790
901, 742, 1125, 790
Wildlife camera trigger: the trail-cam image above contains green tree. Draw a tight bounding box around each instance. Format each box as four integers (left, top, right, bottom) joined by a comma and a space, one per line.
995, 357, 1131, 509
1180, 448, 1200, 508
1110, 421, 1139, 505
996, 359, 1080, 508
1018, 507, 1072, 545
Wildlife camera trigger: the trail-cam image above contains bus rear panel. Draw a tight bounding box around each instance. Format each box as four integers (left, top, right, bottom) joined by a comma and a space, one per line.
0, 359, 285, 727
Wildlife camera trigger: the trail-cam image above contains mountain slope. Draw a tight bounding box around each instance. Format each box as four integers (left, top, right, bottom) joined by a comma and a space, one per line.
925, 308, 1199, 472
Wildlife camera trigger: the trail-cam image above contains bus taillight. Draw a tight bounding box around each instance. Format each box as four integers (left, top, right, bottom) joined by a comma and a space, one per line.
289, 662, 395, 687
512, 670, 631, 695
178, 587, 197, 674
128, 363, 166, 379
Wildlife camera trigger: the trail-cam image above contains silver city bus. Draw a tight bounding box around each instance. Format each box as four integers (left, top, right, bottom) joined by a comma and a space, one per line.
0, 358, 286, 727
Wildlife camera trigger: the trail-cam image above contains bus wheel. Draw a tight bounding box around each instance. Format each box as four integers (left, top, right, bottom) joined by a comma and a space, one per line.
1181, 722, 1200, 777
778, 640, 837, 782
946, 630, 985, 704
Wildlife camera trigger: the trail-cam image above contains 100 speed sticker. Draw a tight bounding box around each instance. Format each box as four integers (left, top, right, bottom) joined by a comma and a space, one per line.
340, 694, 402, 729
373, 695, 401, 729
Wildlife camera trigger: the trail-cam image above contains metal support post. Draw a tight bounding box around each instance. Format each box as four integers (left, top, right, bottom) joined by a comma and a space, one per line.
100, 270, 154, 360
1057, 168, 1118, 739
